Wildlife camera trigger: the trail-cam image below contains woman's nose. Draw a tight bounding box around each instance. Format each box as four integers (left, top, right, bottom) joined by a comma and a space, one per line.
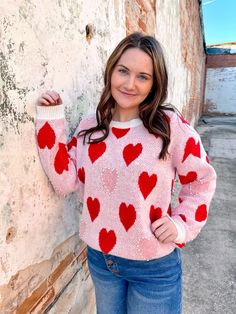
125, 76, 136, 90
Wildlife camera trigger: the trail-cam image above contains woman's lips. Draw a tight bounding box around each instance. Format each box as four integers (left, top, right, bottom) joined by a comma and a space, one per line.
119, 90, 137, 96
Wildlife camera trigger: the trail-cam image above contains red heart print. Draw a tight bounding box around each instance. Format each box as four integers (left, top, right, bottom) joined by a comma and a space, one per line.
149, 205, 162, 223
119, 202, 136, 231
206, 155, 210, 163
37, 122, 56, 149
138, 172, 157, 199
179, 171, 197, 184
54, 143, 70, 174
78, 167, 85, 183
112, 127, 130, 139
167, 204, 172, 216
88, 142, 106, 163
179, 115, 190, 125
123, 143, 143, 166
67, 137, 77, 151
176, 243, 186, 248
87, 197, 100, 221
179, 198, 183, 203
99, 228, 116, 254
179, 214, 187, 222
171, 179, 174, 192
182, 137, 201, 162
195, 204, 207, 222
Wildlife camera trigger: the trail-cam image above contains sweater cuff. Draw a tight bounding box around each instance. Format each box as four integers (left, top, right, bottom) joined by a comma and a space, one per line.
167, 215, 186, 244
36, 104, 65, 120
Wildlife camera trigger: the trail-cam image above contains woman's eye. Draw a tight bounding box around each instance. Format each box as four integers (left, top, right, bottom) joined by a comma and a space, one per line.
138, 75, 148, 81
118, 68, 128, 74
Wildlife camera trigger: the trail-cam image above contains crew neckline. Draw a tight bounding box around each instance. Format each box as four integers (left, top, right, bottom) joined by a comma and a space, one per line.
110, 117, 143, 129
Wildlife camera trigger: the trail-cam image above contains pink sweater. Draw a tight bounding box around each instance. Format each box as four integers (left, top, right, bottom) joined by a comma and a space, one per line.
36, 105, 216, 260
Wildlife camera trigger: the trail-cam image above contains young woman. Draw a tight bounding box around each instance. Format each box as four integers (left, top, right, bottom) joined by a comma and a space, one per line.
36, 32, 216, 314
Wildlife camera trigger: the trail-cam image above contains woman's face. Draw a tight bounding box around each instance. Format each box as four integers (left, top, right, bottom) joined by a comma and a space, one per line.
111, 48, 153, 117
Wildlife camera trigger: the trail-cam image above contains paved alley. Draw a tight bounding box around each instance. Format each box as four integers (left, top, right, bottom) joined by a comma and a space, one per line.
182, 116, 236, 314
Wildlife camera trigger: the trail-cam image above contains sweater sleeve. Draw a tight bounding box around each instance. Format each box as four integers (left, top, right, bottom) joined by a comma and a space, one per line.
35, 104, 84, 197
169, 113, 217, 248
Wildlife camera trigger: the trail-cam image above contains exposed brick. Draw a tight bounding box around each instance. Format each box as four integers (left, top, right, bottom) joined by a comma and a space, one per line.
125, 16, 131, 31
179, 0, 205, 122
125, 0, 156, 35
138, 17, 147, 32
15, 280, 48, 314
0, 234, 87, 313
48, 253, 75, 285
136, 0, 148, 13
30, 287, 55, 314
206, 54, 236, 68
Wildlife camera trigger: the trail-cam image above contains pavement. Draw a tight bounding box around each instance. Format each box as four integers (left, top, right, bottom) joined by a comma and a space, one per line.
180, 115, 236, 314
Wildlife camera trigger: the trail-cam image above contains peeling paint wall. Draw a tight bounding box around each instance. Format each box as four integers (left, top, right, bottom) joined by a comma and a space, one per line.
155, 0, 206, 125
0, 1, 125, 313
204, 54, 236, 114
0, 1, 206, 313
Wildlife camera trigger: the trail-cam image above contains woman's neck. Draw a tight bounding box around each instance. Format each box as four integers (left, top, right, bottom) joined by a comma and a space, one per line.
111, 108, 139, 122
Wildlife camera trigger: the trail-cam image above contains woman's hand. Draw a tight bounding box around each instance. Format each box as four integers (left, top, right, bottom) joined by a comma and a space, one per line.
151, 216, 178, 244
38, 90, 62, 106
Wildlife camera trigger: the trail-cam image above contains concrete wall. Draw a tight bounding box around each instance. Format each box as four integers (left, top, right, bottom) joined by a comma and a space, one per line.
0, 1, 206, 313
0, 1, 125, 313
204, 54, 236, 115
156, 0, 206, 125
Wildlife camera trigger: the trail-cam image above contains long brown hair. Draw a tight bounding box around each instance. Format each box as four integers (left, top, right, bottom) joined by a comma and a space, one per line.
78, 32, 175, 159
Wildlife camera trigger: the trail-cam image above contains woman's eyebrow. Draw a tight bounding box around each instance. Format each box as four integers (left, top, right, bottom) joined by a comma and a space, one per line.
117, 64, 129, 70
117, 64, 152, 77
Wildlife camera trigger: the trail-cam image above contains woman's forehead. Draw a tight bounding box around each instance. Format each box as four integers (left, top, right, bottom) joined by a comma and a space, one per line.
117, 48, 153, 72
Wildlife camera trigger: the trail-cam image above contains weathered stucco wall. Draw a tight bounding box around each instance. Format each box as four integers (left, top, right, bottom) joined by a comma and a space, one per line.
155, 0, 206, 125
204, 54, 236, 114
0, 0, 206, 313
0, 1, 125, 313
125, 0, 156, 35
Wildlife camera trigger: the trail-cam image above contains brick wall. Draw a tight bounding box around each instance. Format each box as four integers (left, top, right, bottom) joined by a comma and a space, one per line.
204, 54, 236, 114
206, 54, 236, 68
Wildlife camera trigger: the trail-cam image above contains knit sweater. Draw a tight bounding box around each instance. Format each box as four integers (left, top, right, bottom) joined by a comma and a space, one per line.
36, 105, 216, 261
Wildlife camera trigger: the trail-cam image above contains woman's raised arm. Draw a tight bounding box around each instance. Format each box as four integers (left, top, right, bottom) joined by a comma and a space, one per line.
35, 91, 83, 197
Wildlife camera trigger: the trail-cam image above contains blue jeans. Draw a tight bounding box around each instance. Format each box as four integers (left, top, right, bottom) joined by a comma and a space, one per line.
87, 245, 182, 314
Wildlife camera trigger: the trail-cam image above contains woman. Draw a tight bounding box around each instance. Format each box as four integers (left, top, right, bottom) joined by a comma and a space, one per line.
36, 32, 216, 313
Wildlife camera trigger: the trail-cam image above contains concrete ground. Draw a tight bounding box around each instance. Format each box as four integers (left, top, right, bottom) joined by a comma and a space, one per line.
182, 115, 236, 314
